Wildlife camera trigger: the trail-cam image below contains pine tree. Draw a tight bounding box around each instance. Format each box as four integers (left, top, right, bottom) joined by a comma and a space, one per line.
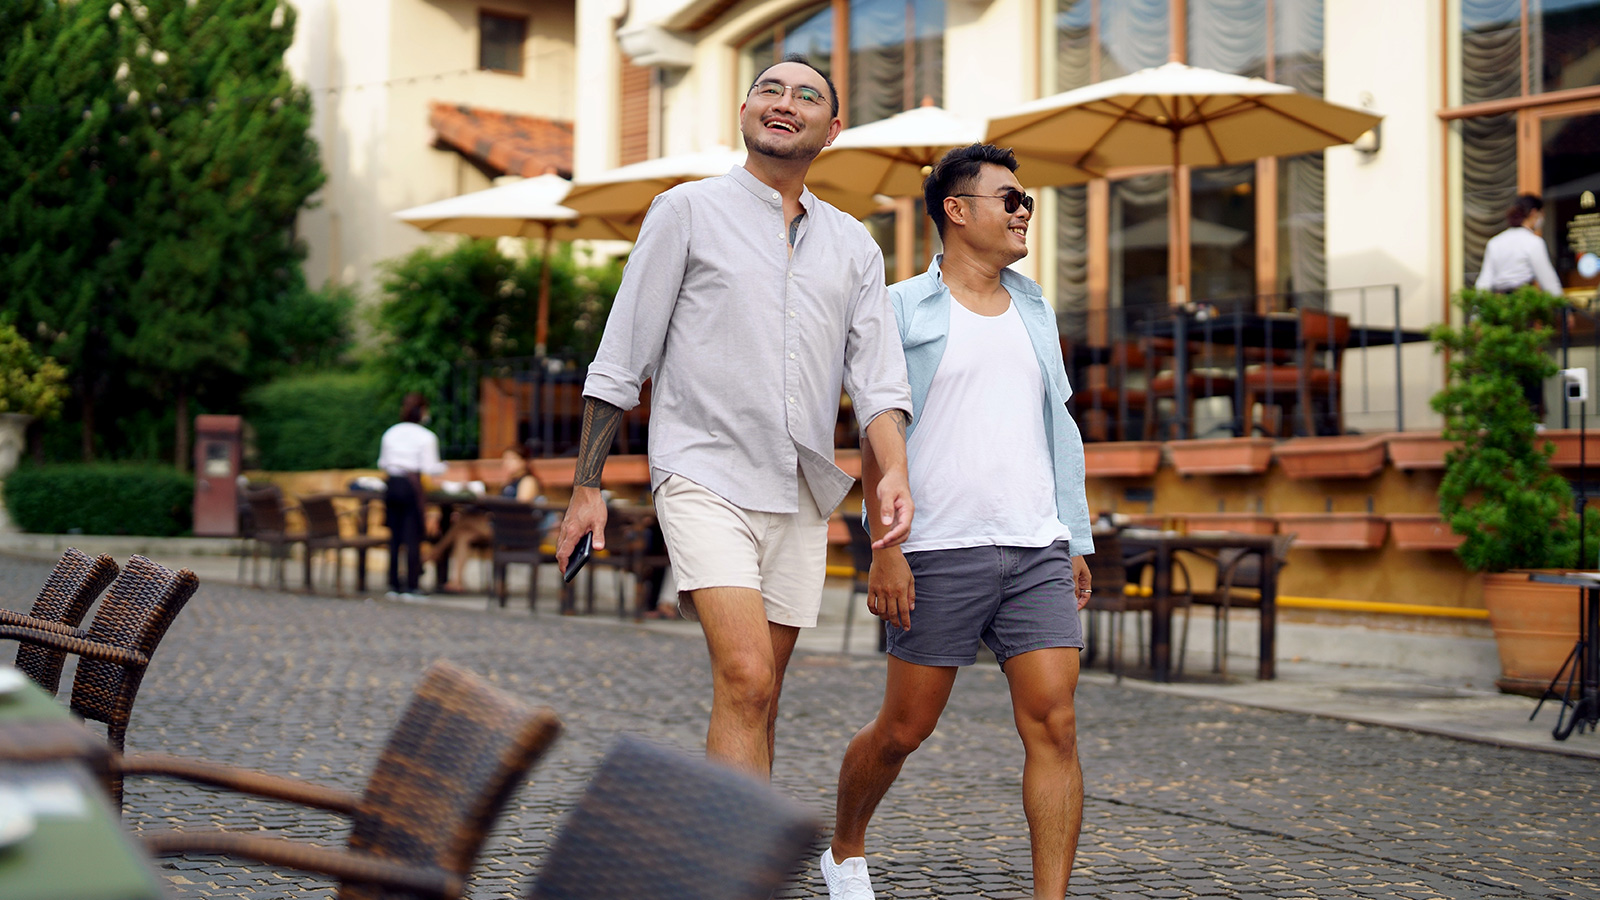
110, 0, 324, 467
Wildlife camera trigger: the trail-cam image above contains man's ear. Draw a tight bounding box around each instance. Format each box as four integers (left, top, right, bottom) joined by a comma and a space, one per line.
944, 196, 966, 228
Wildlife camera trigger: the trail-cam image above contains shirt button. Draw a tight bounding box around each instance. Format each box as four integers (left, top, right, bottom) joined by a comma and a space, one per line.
787, 396, 795, 404
772, 192, 780, 200
789, 352, 796, 360
788, 310, 796, 318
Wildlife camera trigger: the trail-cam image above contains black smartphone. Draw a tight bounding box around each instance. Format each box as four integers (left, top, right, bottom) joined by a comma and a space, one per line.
563, 532, 593, 583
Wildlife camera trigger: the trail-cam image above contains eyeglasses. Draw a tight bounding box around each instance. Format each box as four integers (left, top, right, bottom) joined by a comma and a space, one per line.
748, 80, 827, 108
951, 189, 1034, 215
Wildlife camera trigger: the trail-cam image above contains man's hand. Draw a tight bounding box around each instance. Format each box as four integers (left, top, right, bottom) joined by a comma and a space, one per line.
872, 465, 913, 549
557, 486, 608, 574
868, 547, 915, 630
1072, 555, 1092, 610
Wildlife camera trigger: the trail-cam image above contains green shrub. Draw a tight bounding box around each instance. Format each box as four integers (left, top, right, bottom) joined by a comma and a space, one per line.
245, 370, 391, 470
4, 464, 193, 536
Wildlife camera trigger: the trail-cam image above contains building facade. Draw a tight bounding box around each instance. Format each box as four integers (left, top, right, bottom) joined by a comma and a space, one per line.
284, 0, 577, 293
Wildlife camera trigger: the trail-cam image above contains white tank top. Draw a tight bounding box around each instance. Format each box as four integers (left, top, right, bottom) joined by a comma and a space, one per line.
902, 298, 1072, 552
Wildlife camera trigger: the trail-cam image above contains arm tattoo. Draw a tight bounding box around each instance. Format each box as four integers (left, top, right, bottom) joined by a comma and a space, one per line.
890, 409, 908, 441
574, 397, 625, 488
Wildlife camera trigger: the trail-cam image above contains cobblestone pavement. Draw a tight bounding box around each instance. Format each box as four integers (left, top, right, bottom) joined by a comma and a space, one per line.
5, 555, 1598, 900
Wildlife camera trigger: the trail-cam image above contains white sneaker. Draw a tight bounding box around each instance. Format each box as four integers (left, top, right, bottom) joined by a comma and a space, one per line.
820, 848, 875, 900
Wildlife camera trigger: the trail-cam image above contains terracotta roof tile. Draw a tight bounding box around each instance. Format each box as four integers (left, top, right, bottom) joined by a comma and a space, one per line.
429, 102, 573, 178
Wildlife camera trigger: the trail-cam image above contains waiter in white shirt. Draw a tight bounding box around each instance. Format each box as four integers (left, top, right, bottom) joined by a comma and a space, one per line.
1476, 194, 1563, 295
377, 392, 447, 599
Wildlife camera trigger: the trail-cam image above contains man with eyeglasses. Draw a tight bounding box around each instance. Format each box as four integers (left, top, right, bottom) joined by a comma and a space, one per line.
820, 144, 1094, 900
558, 55, 913, 781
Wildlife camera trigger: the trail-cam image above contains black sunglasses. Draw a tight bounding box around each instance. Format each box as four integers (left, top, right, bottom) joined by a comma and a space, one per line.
952, 188, 1034, 215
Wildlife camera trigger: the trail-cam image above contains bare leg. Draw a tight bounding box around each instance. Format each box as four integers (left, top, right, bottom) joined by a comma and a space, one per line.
766, 621, 800, 771
831, 656, 959, 860
693, 586, 781, 778
1004, 648, 1084, 900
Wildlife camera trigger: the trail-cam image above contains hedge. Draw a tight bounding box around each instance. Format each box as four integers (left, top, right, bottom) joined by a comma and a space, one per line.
245, 370, 393, 471
4, 464, 194, 536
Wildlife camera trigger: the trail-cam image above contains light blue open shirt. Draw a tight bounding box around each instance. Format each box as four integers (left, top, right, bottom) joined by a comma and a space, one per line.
888, 256, 1095, 559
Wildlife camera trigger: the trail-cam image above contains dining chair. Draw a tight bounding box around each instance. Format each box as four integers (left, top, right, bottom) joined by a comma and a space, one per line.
1061, 337, 1149, 442
489, 502, 561, 611
243, 486, 306, 590
127, 659, 563, 900
0, 548, 120, 694
300, 494, 387, 595
522, 735, 820, 900
1144, 334, 1237, 441
1242, 310, 1350, 437
1179, 533, 1296, 676
590, 506, 670, 620
0, 554, 200, 803
1083, 532, 1194, 681
841, 513, 888, 653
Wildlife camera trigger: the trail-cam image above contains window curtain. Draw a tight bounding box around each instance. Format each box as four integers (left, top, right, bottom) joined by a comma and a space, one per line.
1460, 113, 1518, 281
1056, 186, 1090, 342
1275, 1, 1325, 296
1054, 0, 1094, 91
850, 0, 908, 126
1461, 0, 1522, 103
1188, 0, 1268, 77
1100, 0, 1169, 80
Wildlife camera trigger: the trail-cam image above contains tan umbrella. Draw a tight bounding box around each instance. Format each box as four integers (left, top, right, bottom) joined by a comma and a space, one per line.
810, 103, 1092, 198
563, 146, 883, 221
986, 62, 1381, 300
396, 174, 635, 355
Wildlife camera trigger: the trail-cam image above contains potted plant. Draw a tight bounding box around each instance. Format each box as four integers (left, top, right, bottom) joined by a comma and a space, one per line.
1430, 286, 1597, 694
0, 324, 68, 478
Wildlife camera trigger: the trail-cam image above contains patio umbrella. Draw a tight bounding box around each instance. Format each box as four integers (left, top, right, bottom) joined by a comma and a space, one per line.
396, 173, 635, 355
562, 146, 883, 221
809, 103, 1093, 198
985, 61, 1381, 301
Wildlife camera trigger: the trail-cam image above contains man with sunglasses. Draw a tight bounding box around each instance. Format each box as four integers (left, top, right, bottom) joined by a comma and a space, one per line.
821, 144, 1094, 900
559, 54, 913, 780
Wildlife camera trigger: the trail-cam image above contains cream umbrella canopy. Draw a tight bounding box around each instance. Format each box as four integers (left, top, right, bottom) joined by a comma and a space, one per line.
986, 61, 1381, 301
396, 173, 636, 355
809, 103, 1092, 198
563, 146, 884, 221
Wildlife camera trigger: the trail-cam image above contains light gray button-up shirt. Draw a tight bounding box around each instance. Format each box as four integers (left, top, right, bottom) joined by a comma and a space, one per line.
584, 166, 912, 516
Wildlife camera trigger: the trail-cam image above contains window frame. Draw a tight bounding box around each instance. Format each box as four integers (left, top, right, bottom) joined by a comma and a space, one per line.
478, 8, 529, 76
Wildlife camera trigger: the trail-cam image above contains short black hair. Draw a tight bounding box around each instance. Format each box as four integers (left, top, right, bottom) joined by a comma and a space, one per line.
1507, 194, 1544, 227
751, 53, 839, 119
400, 392, 427, 424
924, 144, 1020, 238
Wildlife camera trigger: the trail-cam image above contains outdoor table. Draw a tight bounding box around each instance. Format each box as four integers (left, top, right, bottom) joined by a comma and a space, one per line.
0, 675, 167, 900
1142, 310, 1430, 438
1113, 529, 1282, 682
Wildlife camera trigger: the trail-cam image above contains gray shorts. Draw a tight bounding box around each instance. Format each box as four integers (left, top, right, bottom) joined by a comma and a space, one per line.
887, 541, 1083, 668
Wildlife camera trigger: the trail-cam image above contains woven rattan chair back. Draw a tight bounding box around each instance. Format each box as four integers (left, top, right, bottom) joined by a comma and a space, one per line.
6, 548, 119, 694
524, 736, 820, 900
301, 495, 344, 541
344, 659, 562, 899
246, 487, 291, 535
68, 555, 200, 752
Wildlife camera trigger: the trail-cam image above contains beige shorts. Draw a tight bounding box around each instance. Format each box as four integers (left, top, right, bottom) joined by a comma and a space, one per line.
652, 472, 830, 628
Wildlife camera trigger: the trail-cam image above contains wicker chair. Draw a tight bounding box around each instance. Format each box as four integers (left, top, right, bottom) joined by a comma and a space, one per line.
126, 659, 562, 900
524, 736, 819, 900
1082, 533, 1192, 681
0, 548, 119, 694
1179, 533, 1296, 675
590, 507, 669, 620
0, 554, 199, 802
300, 494, 387, 595
488, 502, 562, 612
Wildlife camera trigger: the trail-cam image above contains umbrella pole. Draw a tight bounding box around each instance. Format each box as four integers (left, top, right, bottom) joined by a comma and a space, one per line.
536, 222, 553, 358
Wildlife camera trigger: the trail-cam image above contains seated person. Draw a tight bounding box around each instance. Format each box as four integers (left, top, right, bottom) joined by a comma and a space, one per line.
427, 445, 543, 593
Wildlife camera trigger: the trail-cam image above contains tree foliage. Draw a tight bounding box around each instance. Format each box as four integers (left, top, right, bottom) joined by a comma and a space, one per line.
1431, 287, 1600, 572
0, 323, 69, 419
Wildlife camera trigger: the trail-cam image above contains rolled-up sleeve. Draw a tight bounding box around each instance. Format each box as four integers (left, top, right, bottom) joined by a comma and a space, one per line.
842, 244, 912, 428
584, 194, 689, 411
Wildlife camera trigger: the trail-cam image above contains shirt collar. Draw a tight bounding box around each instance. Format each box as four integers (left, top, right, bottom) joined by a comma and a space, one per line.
926, 253, 1042, 299
727, 164, 816, 213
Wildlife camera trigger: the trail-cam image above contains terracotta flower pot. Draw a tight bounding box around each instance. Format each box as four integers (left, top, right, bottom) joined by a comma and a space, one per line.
1386, 514, 1465, 550
1384, 431, 1459, 470
1177, 512, 1278, 535
1274, 513, 1387, 549
1084, 442, 1162, 478
1274, 435, 1387, 479
1542, 429, 1600, 468
1167, 437, 1275, 475
1481, 571, 1582, 696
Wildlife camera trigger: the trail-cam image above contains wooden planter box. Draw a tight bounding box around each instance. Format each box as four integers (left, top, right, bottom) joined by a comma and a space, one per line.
1482, 571, 1581, 695
1386, 514, 1465, 550
1084, 441, 1163, 477
1275, 513, 1388, 549
1176, 513, 1278, 535
1167, 437, 1275, 475
1542, 429, 1600, 468
1385, 431, 1459, 470
1274, 435, 1388, 479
